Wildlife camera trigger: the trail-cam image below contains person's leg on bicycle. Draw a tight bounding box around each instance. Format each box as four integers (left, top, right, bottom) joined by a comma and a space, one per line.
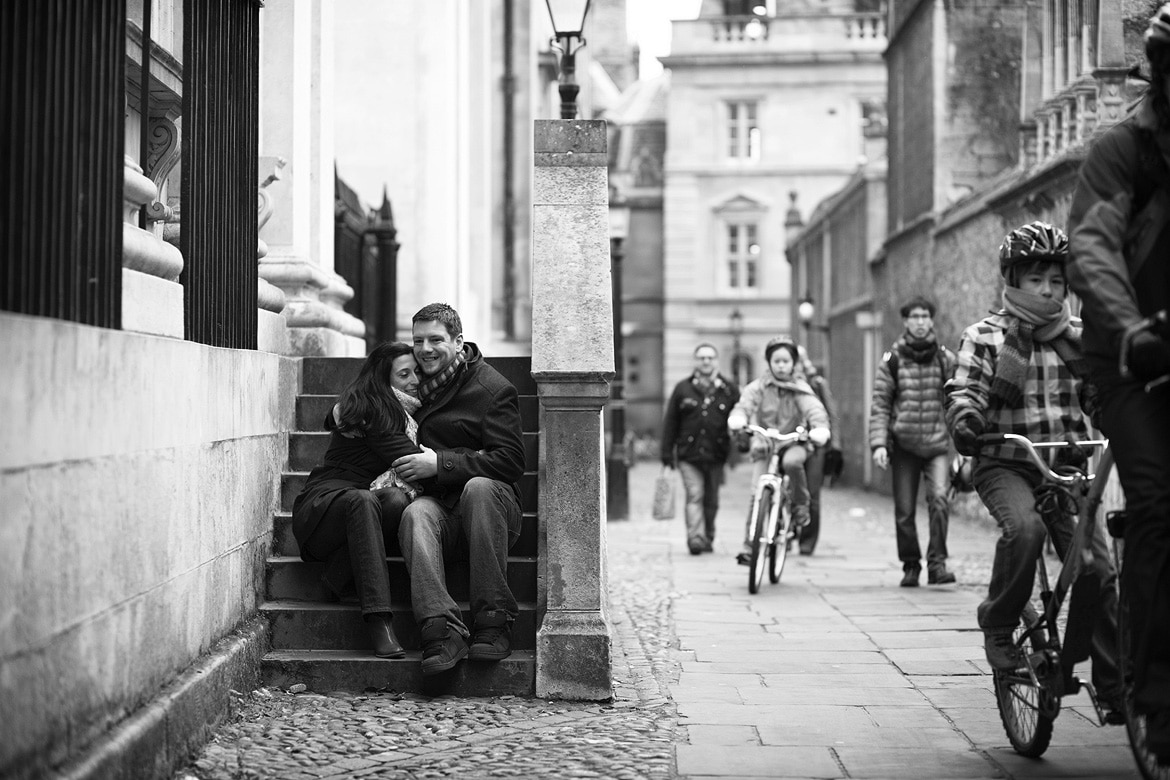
1099, 378, 1170, 751
736, 444, 772, 565
891, 442, 925, 586
801, 446, 826, 555
781, 444, 810, 531
678, 460, 710, 555
922, 451, 956, 584
973, 459, 1049, 670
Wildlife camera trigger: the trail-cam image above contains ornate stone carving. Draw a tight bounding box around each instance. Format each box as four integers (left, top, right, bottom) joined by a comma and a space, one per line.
144, 117, 180, 223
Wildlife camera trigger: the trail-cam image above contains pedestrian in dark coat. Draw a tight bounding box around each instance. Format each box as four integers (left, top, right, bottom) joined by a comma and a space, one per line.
391, 303, 526, 676
292, 341, 426, 659
661, 343, 740, 555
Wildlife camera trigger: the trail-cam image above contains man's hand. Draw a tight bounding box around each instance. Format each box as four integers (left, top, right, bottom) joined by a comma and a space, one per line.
871, 446, 889, 470
952, 414, 986, 457
1128, 331, 1170, 382
392, 446, 438, 482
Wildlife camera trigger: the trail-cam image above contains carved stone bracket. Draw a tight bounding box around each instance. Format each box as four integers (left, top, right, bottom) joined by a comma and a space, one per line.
144, 117, 180, 223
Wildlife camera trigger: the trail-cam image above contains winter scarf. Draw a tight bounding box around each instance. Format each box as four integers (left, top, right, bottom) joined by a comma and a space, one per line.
991, 288, 1087, 407
417, 349, 466, 404
691, 371, 728, 396
901, 331, 940, 364
370, 387, 423, 498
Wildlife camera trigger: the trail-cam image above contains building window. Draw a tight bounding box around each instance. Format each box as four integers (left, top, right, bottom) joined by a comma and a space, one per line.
727, 100, 760, 160
726, 222, 760, 289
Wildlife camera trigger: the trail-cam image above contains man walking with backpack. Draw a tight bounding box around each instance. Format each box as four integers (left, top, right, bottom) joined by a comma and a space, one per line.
869, 296, 958, 587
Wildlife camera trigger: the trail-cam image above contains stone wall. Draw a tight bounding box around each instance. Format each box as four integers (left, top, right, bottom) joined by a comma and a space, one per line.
0, 312, 297, 778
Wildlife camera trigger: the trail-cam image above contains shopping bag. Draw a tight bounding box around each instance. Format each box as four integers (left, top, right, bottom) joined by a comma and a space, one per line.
651, 466, 676, 520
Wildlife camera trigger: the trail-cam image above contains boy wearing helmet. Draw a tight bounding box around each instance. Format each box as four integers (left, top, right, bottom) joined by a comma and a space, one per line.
727, 337, 831, 565
944, 222, 1122, 719
1067, 4, 1170, 760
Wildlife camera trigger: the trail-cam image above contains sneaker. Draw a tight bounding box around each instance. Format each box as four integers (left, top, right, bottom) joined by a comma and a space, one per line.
791, 505, 811, 529
983, 628, 1021, 671
688, 540, 704, 555
468, 610, 513, 661
419, 617, 468, 676
736, 544, 752, 566
928, 568, 956, 585
700, 538, 714, 553
900, 564, 921, 588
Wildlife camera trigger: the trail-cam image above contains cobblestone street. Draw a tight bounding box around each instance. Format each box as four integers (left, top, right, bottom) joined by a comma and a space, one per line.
177, 461, 1132, 780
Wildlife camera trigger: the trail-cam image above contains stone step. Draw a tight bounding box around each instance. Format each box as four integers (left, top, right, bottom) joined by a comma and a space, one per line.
261, 600, 537, 651
297, 393, 541, 433
270, 509, 538, 558
261, 649, 535, 696
287, 430, 541, 481
265, 556, 538, 603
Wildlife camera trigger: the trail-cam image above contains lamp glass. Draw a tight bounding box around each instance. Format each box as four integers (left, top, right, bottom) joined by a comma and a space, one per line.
609, 205, 631, 241
545, 0, 591, 35
730, 308, 744, 335
797, 299, 815, 325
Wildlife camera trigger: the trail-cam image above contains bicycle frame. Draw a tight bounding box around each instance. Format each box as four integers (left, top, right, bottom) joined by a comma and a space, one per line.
739, 424, 808, 593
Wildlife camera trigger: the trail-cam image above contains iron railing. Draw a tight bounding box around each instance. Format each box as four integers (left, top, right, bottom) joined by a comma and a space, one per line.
181, 0, 259, 349
1, 1, 126, 328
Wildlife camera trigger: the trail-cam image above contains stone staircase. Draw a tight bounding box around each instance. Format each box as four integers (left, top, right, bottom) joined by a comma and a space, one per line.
260, 356, 539, 696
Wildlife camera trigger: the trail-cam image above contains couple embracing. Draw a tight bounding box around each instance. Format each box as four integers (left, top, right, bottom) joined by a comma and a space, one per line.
291, 302, 525, 676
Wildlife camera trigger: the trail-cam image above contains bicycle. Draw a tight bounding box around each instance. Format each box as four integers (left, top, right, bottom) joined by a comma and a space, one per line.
976, 432, 1115, 759
738, 424, 808, 594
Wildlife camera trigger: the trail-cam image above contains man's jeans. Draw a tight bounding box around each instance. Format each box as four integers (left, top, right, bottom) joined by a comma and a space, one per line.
398, 477, 522, 635
891, 443, 950, 571
973, 458, 1121, 702
1098, 378, 1170, 715
677, 460, 723, 547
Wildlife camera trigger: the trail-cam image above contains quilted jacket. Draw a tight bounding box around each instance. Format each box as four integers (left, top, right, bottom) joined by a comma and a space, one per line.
868, 336, 955, 458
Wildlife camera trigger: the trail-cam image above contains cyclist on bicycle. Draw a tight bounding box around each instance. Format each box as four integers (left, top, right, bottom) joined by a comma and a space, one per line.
944, 221, 1123, 719
1067, 3, 1170, 761
728, 337, 831, 565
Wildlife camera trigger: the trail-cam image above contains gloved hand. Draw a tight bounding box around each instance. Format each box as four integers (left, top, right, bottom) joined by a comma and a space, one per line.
734, 430, 752, 453
809, 427, 831, 447
1128, 330, 1170, 383
952, 414, 986, 457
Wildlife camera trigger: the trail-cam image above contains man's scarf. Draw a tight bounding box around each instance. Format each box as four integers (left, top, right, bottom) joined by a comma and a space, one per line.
417, 350, 466, 404
691, 371, 727, 396
991, 287, 1086, 407
900, 331, 940, 364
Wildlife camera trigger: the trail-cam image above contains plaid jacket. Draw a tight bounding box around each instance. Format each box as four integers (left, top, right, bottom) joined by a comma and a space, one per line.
944, 312, 1093, 465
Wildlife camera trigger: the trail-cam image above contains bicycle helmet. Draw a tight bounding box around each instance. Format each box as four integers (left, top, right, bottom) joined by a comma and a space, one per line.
764, 336, 798, 364
998, 220, 1069, 280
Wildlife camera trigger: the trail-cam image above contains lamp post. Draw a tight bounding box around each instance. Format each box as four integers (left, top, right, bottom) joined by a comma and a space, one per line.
729, 307, 744, 385
797, 293, 831, 379
607, 203, 631, 521
545, 0, 592, 119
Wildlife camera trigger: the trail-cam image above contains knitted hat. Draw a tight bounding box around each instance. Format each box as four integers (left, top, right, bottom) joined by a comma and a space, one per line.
998, 221, 1068, 280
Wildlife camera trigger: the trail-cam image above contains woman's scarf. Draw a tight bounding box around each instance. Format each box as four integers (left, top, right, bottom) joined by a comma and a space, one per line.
991, 287, 1086, 407
370, 388, 423, 498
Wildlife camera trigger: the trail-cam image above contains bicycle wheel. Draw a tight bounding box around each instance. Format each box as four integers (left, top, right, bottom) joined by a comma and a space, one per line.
768, 491, 790, 584
748, 484, 774, 595
994, 603, 1058, 757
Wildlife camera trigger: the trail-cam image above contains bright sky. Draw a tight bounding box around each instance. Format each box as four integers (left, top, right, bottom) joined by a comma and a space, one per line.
626, 0, 702, 77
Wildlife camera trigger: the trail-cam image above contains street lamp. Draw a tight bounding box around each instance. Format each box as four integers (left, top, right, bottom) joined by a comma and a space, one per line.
797, 293, 831, 379
545, 0, 592, 119
729, 308, 744, 385
607, 203, 631, 521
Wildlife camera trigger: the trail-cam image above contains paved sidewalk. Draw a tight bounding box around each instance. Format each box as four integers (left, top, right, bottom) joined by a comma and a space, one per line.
177, 460, 1144, 779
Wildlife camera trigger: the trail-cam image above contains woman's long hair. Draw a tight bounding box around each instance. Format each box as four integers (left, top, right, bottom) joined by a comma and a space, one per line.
334, 342, 412, 436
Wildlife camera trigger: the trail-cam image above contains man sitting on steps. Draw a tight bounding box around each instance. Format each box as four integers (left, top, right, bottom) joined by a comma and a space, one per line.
391, 302, 526, 676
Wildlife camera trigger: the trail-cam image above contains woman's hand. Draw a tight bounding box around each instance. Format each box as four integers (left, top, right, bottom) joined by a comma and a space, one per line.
809, 427, 831, 447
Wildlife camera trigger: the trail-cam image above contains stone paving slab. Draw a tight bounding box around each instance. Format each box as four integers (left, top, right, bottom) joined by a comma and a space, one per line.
675, 744, 842, 778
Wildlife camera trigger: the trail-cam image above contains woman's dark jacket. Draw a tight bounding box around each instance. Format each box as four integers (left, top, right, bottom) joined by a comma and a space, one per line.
415, 341, 526, 505
291, 410, 421, 558
661, 373, 740, 465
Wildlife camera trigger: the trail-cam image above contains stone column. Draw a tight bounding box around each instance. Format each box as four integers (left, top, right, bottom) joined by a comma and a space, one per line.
257, 0, 364, 356
531, 120, 614, 700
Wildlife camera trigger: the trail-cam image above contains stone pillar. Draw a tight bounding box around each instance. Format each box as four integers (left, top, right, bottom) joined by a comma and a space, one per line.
257, 0, 364, 356
531, 120, 614, 700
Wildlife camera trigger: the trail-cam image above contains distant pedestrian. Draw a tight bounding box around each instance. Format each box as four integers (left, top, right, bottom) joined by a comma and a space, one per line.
661, 343, 740, 555
868, 296, 957, 587
796, 346, 842, 556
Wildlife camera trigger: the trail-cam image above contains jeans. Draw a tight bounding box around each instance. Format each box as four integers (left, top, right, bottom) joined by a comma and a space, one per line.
801, 447, 827, 553
677, 460, 723, 547
301, 489, 396, 616
741, 445, 809, 547
398, 477, 522, 635
891, 443, 950, 571
1098, 378, 1170, 715
973, 458, 1121, 702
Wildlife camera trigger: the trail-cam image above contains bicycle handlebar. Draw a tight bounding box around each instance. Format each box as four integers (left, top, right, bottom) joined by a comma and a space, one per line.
738, 424, 808, 445
1119, 309, 1170, 391
975, 432, 1107, 485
